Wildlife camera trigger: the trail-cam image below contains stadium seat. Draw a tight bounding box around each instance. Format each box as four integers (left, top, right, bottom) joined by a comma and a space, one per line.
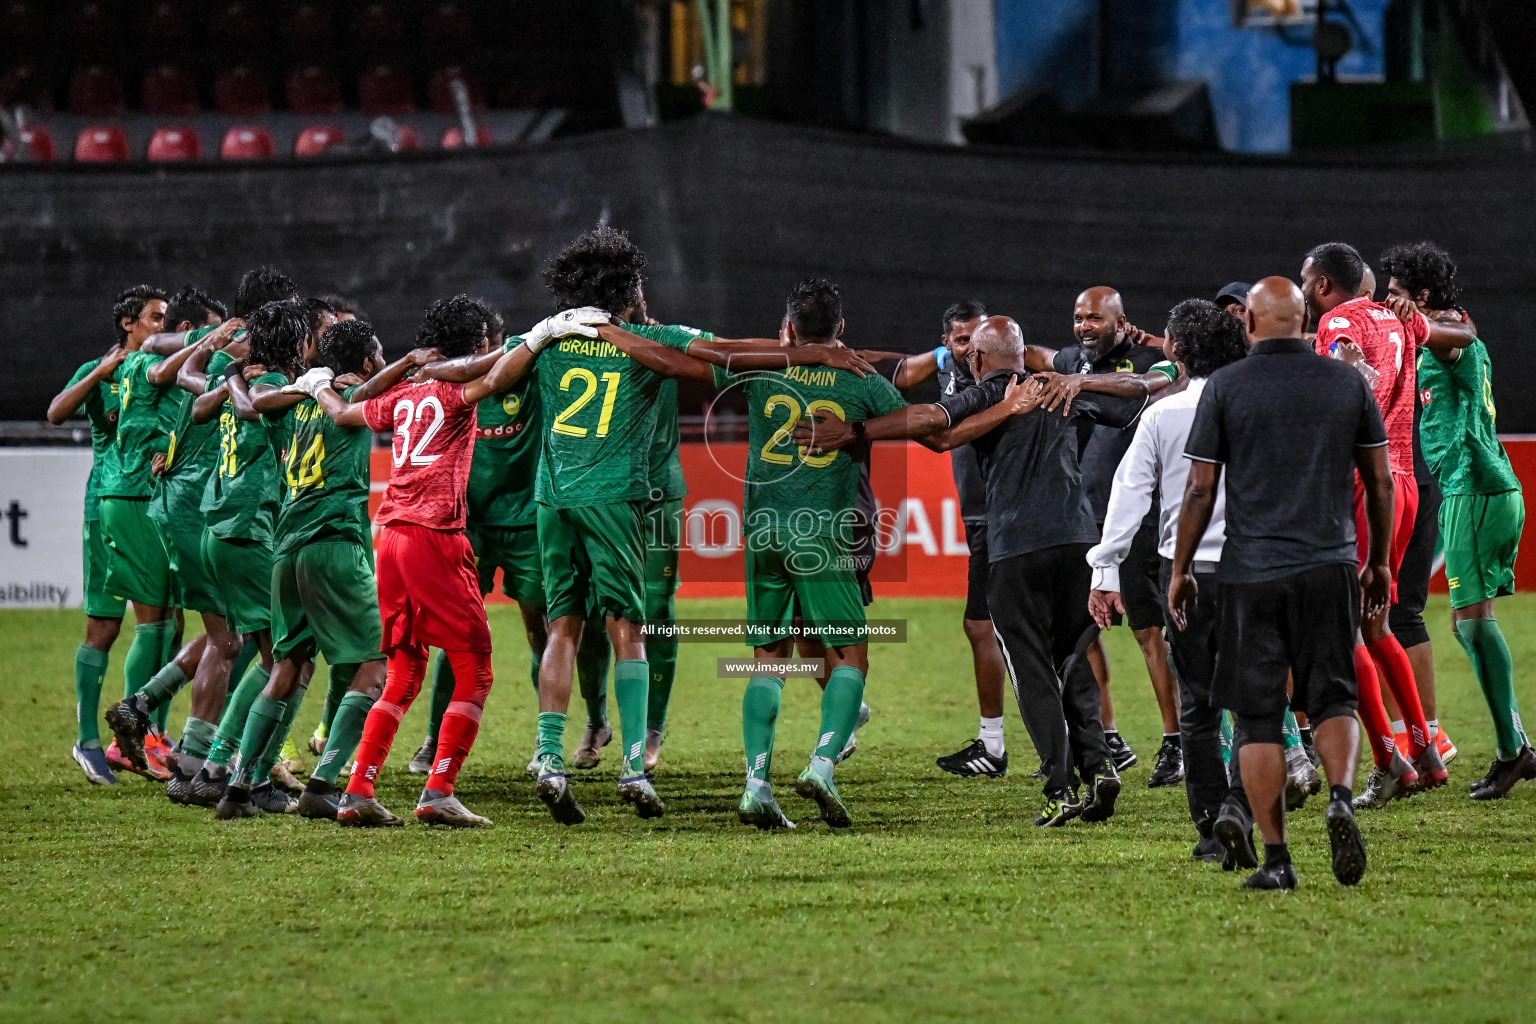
141, 2, 193, 48
74, 125, 130, 162
358, 65, 415, 115
69, 2, 119, 55
68, 66, 125, 116
286, 65, 344, 115
0, 124, 56, 162
281, 2, 336, 55
441, 124, 492, 149
294, 124, 345, 157
147, 126, 203, 161
214, 66, 271, 116
141, 65, 200, 116
0, 65, 54, 112
210, 1, 265, 49
352, 2, 406, 48
392, 123, 421, 151
422, 2, 473, 53
220, 125, 275, 160
428, 66, 485, 114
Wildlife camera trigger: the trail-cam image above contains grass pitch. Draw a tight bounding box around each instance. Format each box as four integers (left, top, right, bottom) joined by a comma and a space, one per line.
2, 596, 1535, 1023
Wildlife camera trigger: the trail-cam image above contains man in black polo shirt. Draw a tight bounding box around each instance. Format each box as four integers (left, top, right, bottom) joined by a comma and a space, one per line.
1027, 286, 1183, 784
1171, 276, 1394, 891
797, 315, 1147, 827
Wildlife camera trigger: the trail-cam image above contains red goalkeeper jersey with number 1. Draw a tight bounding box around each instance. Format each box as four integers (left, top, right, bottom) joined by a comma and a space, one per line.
1314, 296, 1429, 476
362, 380, 478, 531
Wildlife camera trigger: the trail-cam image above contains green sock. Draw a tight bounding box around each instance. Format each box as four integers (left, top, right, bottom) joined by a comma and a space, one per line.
812, 665, 866, 763
74, 645, 110, 747
742, 675, 784, 783
537, 711, 567, 772
254, 683, 308, 781
180, 716, 217, 759
139, 659, 189, 713
232, 694, 286, 787
1281, 708, 1302, 751
577, 619, 611, 729
123, 620, 173, 701
318, 663, 355, 739
314, 687, 373, 784
613, 659, 649, 776
229, 640, 259, 696
207, 660, 269, 767
1455, 618, 1529, 760
644, 589, 677, 732
427, 651, 455, 746
1219, 711, 1234, 766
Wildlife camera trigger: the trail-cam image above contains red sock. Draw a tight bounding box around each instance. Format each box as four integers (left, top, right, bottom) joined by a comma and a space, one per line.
1368, 636, 1430, 758
346, 649, 427, 798
425, 650, 493, 796
1354, 645, 1396, 770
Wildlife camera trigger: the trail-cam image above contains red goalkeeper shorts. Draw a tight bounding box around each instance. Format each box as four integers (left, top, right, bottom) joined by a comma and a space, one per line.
1354, 471, 1418, 604
376, 522, 492, 655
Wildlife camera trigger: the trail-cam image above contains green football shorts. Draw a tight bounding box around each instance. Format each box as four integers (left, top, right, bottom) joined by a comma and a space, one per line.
100, 497, 171, 607
203, 532, 273, 635
644, 497, 683, 601
82, 518, 127, 619
467, 522, 546, 609
1441, 490, 1525, 609
745, 531, 867, 648
158, 522, 224, 616
271, 540, 384, 666
537, 500, 645, 622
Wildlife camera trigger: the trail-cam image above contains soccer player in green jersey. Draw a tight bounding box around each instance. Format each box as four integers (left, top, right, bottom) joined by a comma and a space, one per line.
47, 337, 131, 784
405, 306, 615, 779
1382, 242, 1535, 798
93, 284, 179, 777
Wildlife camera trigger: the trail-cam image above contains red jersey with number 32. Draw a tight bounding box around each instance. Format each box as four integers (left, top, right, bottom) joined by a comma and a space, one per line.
1314, 296, 1428, 476
362, 380, 477, 530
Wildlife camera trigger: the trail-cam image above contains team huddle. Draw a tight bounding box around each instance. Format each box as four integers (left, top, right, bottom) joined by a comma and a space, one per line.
51, 228, 1528, 889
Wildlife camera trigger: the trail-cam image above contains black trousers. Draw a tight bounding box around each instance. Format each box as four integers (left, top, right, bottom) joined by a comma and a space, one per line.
1160, 559, 1229, 838
988, 544, 1109, 795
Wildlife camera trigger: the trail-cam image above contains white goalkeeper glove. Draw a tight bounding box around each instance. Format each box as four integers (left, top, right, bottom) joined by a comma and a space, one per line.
283, 366, 336, 396
522, 306, 610, 353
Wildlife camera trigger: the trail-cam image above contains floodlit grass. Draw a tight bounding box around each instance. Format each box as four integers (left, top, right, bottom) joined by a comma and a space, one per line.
2, 597, 1534, 1023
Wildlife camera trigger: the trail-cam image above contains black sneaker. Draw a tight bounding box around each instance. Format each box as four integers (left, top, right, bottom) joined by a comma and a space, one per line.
187, 763, 230, 808
1325, 797, 1368, 886
215, 784, 261, 820
297, 777, 342, 820
1035, 789, 1083, 826
1471, 745, 1536, 800
1213, 798, 1258, 871
1243, 862, 1298, 890
1106, 732, 1137, 772
164, 762, 194, 805
104, 695, 153, 770
1192, 834, 1225, 863
936, 739, 1008, 778
250, 781, 298, 814
1147, 737, 1185, 788
1079, 760, 1121, 823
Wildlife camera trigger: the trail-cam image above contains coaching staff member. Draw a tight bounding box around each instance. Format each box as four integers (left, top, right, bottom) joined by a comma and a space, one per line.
1170, 277, 1394, 891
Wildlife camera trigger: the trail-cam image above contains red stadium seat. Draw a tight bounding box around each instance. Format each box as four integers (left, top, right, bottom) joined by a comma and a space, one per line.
214, 66, 271, 116
441, 124, 491, 149
286, 65, 344, 115
392, 123, 421, 151
352, 2, 405, 48
210, 1, 265, 49
0, 65, 54, 113
428, 66, 485, 114
282, 2, 335, 54
220, 125, 275, 160
74, 125, 130, 162
358, 65, 415, 115
141, 65, 200, 116
1, 124, 56, 161
147, 125, 203, 161
294, 124, 345, 156
69, 66, 125, 116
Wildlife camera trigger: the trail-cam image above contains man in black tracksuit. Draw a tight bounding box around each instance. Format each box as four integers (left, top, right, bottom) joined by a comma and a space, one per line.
794, 315, 1145, 827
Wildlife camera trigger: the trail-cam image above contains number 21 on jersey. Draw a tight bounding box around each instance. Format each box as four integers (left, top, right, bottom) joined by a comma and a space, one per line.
391, 396, 444, 467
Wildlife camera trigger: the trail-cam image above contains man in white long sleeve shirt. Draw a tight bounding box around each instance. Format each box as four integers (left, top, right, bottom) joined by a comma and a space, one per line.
1085, 299, 1250, 864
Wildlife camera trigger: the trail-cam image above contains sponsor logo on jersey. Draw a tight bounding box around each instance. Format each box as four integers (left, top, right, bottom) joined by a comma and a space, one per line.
501, 393, 521, 417
1420, 387, 1432, 407
1328, 316, 1351, 329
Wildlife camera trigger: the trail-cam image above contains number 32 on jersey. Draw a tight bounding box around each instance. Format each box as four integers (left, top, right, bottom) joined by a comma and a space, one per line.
391, 396, 445, 467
